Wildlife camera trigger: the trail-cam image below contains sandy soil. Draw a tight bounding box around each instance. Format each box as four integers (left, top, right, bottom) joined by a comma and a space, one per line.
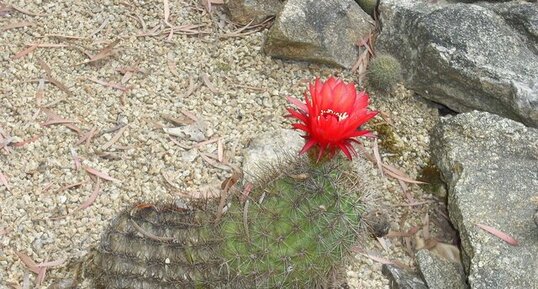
1, 1, 447, 288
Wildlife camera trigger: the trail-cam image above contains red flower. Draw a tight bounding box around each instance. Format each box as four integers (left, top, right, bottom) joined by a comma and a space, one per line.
287, 77, 377, 161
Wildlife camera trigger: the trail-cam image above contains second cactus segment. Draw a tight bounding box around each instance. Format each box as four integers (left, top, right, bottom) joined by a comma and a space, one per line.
220, 158, 364, 288
367, 54, 402, 92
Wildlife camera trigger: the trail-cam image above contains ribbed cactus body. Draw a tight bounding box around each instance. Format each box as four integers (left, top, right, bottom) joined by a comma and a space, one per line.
92, 204, 226, 289
221, 159, 363, 288
91, 158, 364, 288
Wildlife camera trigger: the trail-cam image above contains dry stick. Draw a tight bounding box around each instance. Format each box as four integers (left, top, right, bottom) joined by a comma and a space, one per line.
11, 5, 46, 16
162, 114, 194, 126
1, 21, 34, 31
101, 125, 128, 150
45, 34, 87, 40
56, 181, 85, 194
77, 39, 120, 65
87, 77, 129, 92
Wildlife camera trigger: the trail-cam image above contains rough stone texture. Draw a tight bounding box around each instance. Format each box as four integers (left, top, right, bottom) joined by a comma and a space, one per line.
382, 264, 428, 289
415, 249, 468, 289
377, 0, 538, 127
264, 0, 373, 68
224, 0, 283, 25
241, 128, 303, 183
431, 111, 538, 289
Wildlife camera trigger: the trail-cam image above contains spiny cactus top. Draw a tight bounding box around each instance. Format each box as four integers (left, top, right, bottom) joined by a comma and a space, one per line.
287, 77, 378, 161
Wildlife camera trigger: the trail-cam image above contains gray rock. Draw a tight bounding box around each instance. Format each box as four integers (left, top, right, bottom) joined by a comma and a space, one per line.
241, 128, 303, 183
264, 0, 372, 68
415, 249, 468, 289
224, 0, 283, 25
377, 0, 538, 127
431, 111, 538, 289
382, 264, 428, 289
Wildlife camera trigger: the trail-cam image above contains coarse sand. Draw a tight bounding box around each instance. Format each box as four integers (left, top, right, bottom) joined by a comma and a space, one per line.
1, 1, 443, 288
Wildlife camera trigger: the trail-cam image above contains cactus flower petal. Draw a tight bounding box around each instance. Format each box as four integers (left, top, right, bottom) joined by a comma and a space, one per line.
288, 77, 377, 161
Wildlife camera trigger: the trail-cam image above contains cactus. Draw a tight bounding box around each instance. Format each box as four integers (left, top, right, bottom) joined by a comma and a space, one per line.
221, 157, 364, 288
90, 157, 365, 288
90, 202, 226, 289
367, 54, 402, 92
355, 0, 378, 16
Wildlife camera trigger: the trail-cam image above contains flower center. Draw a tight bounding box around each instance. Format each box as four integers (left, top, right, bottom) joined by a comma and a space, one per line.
319, 109, 349, 122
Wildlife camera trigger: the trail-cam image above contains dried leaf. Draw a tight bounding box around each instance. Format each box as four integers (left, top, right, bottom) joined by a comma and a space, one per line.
201, 73, 218, 93
168, 59, 179, 77
46, 76, 72, 96
200, 152, 230, 170
476, 223, 519, 246
12, 44, 38, 60
15, 252, 39, 274
376, 237, 390, 252
217, 138, 224, 162
359, 253, 394, 265
78, 39, 119, 65
373, 139, 384, 177
83, 166, 120, 182
75, 126, 97, 147
1, 21, 33, 31
89, 18, 109, 37
423, 212, 430, 240
382, 163, 426, 184
184, 76, 196, 97
101, 125, 128, 150
163, 0, 171, 25
87, 77, 129, 92
240, 182, 253, 204
36, 267, 46, 285
11, 5, 45, 16
195, 137, 223, 147
69, 148, 81, 171
162, 114, 194, 126
0, 171, 10, 191
78, 179, 100, 210
56, 181, 85, 194
37, 258, 65, 268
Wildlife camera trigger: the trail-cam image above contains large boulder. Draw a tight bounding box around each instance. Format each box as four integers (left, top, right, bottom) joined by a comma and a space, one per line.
381, 264, 428, 289
415, 249, 467, 289
431, 111, 538, 289
377, 0, 538, 127
264, 0, 373, 68
224, 0, 284, 25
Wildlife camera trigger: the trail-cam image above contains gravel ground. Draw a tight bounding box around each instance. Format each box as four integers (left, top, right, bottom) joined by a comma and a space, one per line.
1, 1, 443, 288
